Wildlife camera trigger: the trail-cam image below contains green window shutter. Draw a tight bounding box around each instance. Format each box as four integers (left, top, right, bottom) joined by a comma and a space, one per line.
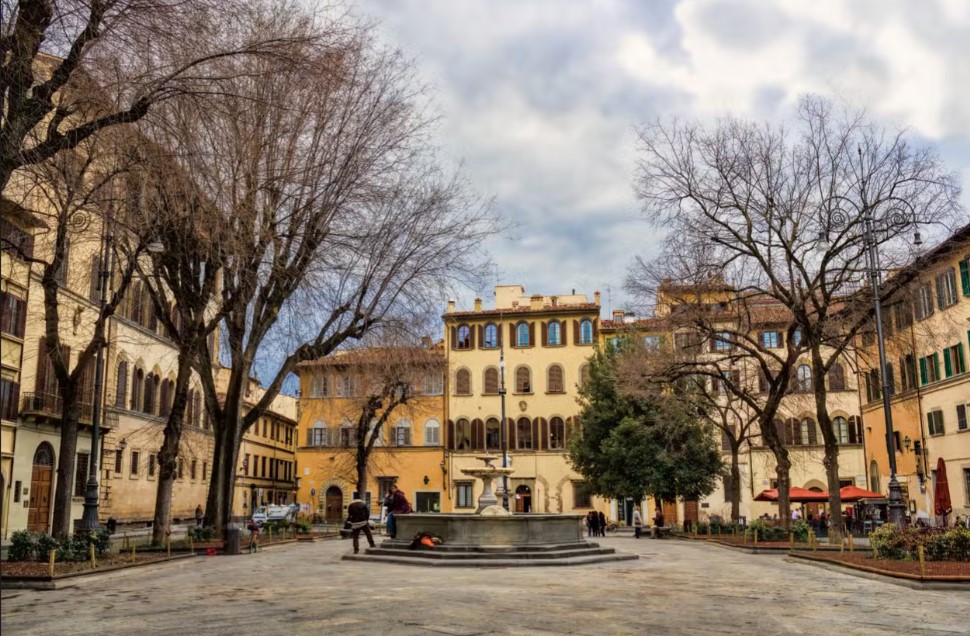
958, 343, 966, 374
960, 259, 970, 296
919, 357, 928, 385
944, 347, 953, 378
933, 353, 941, 382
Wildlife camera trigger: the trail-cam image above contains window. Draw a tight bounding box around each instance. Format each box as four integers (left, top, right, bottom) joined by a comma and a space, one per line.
143, 373, 155, 415
960, 257, 970, 296
242, 454, 250, 476
579, 319, 594, 345
130, 451, 140, 477
936, 268, 958, 309
956, 403, 968, 432
456, 324, 472, 350
920, 353, 941, 385
483, 323, 499, 348
455, 368, 472, 395
643, 335, 661, 350
834, 416, 849, 444
114, 449, 123, 474
337, 374, 356, 397
579, 364, 590, 389
340, 423, 353, 447
865, 369, 882, 402
900, 354, 917, 391
895, 299, 914, 330
0, 378, 20, 421
827, 363, 846, 391
674, 332, 703, 352
712, 369, 738, 394
516, 322, 530, 347
965, 469, 970, 505
456, 482, 474, 508
2, 222, 34, 259
308, 421, 327, 446
944, 343, 966, 377
149, 454, 157, 477
190, 458, 197, 480
547, 321, 562, 346
514, 366, 531, 393
422, 373, 443, 395
794, 364, 812, 393
485, 418, 501, 449
722, 474, 734, 503
74, 453, 89, 497
721, 425, 735, 451
549, 417, 565, 450
712, 332, 732, 351
760, 331, 782, 349
391, 420, 411, 446
572, 481, 593, 508
178, 458, 184, 480
914, 283, 935, 320
424, 419, 440, 446
310, 375, 329, 398
483, 367, 499, 394
927, 410, 945, 436
516, 417, 533, 450
14, 480, 21, 503
455, 418, 472, 450
792, 329, 804, 347
798, 418, 817, 445
0, 291, 27, 338
547, 365, 564, 393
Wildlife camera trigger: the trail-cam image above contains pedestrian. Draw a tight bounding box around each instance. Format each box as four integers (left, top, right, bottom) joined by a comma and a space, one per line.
652, 507, 665, 539
632, 506, 643, 539
386, 483, 412, 539
247, 520, 260, 553
347, 499, 376, 555
588, 510, 600, 537
195, 504, 204, 527
598, 511, 607, 537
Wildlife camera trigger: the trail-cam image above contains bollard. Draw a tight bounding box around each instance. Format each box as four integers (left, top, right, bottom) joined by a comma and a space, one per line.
789, 532, 794, 548
189, 533, 194, 553
840, 537, 845, 553
166, 533, 171, 557
48, 549, 56, 577
848, 533, 854, 552
918, 545, 926, 577
753, 530, 758, 546
131, 543, 136, 562
269, 527, 273, 543
811, 532, 817, 552
90, 543, 97, 569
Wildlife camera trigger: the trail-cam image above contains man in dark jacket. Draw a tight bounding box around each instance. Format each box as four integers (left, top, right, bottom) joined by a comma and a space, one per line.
386, 484, 412, 539
347, 499, 376, 554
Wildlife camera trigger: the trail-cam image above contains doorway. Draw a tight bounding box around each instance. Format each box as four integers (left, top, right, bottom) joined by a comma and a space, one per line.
28, 443, 54, 533
325, 486, 343, 523
683, 499, 698, 532
514, 484, 532, 513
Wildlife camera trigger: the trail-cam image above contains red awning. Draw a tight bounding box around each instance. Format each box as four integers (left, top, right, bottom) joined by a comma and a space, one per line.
753, 487, 829, 503
838, 485, 884, 502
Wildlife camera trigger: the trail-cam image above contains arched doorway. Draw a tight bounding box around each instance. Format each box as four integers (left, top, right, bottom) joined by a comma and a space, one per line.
325, 486, 343, 523
28, 443, 55, 533
514, 484, 532, 513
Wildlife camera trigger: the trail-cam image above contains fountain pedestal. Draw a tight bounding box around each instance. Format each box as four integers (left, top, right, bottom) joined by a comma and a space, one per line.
461, 455, 513, 514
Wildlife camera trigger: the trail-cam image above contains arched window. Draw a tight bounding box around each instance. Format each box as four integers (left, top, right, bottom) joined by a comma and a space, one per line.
516, 322, 530, 347
516, 417, 533, 450
424, 419, 441, 446
834, 416, 848, 444
483, 323, 498, 348
340, 420, 353, 447
870, 460, 881, 494
455, 418, 472, 450
485, 417, 501, 449
115, 360, 128, 408
579, 364, 590, 389
456, 324, 471, 349
309, 420, 327, 446
795, 364, 812, 393
160, 379, 171, 417
547, 364, 564, 393
131, 368, 144, 411
547, 321, 561, 346
422, 373, 443, 395
483, 367, 499, 394
549, 416, 565, 450
392, 419, 412, 446
828, 363, 846, 391
580, 319, 593, 344
33, 441, 55, 466
192, 390, 202, 427
799, 417, 817, 445
143, 373, 155, 415
455, 368, 472, 395
515, 366, 531, 393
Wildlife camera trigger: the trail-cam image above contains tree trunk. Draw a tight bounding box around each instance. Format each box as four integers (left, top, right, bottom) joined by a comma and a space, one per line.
774, 455, 792, 530
205, 423, 241, 537
729, 445, 741, 523
51, 389, 81, 539
811, 350, 844, 544
356, 449, 368, 503
151, 351, 194, 546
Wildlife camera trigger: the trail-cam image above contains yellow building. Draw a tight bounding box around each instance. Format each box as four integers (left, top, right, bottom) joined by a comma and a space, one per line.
443, 286, 607, 518
857, 225, 970, 521
295, 347, 446, 522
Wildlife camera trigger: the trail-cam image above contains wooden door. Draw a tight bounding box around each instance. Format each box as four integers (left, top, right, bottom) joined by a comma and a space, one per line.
683, 500, 698, 526
325, 486, 343, 523
28, 465, 52, 532
514, 485, 532, 513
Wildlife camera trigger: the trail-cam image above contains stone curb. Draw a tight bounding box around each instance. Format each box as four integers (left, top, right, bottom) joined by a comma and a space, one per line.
785, 553, 970, 590
0, 553, 197, 590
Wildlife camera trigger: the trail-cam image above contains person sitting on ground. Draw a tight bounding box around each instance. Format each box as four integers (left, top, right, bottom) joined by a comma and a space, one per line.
347, 498, 376, 555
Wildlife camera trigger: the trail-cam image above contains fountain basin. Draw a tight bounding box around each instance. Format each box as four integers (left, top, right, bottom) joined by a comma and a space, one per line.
385, 513, 584, 548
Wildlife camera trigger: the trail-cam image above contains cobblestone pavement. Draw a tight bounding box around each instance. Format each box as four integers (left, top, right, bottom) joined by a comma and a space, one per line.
2, 536, 967, 635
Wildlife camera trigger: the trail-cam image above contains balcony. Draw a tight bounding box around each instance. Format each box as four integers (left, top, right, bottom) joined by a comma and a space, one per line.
20, 392, 94, 425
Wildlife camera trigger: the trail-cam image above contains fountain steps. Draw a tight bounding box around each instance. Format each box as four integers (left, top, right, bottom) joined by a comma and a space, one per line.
375, 540, 609, 553
343, 546, 638, 567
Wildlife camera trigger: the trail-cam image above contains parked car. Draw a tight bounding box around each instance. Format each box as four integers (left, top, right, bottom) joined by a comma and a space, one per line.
251, 504, 298, 527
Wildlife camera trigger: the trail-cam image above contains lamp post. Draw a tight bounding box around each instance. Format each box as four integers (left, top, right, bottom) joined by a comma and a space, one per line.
499, 330, 509, 511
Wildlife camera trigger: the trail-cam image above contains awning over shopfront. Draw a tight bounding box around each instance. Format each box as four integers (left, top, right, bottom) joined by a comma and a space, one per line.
753, 487, 829, 502
838, 485, 885, 502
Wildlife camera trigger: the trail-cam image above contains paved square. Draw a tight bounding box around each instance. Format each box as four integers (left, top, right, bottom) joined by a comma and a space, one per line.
2, 537, 967, 635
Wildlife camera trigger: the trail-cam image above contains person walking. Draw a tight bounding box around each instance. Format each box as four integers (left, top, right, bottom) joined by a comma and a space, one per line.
632, 506, 643, 539
347, 499, 376, 554
387, 483, 412, 539
195, 505, 204, 527
247, 520, 260, 553
598, 511, 607, 537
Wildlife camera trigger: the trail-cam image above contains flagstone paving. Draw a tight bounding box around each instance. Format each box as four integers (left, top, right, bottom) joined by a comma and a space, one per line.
2, 536, 967, 635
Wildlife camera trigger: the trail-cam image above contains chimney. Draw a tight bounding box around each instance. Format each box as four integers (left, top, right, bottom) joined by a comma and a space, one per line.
612, 309, 625, 323
594, 290, 601, 305
530, 294, 543, 310
446, 299, 456, 313
550, 296, 558, 308
474, 297, 483, 312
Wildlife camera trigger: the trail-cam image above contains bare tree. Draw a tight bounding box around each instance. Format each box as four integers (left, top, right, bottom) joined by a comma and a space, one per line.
140, 12, 496, 534
1, 0, 314, 189
631, 96, 960, 536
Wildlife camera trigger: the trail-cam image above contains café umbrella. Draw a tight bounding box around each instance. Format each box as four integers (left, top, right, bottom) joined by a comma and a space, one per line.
934, 457, 952, 522
753, 487, 829, 502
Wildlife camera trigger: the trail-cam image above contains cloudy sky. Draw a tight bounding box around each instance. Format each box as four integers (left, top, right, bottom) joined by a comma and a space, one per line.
356, 0, 970, 315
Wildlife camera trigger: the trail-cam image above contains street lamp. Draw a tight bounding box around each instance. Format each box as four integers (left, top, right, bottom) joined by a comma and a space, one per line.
498, 325, 510, 511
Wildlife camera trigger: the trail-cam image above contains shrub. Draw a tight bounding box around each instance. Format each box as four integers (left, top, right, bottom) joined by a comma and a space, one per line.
36, 533, 60, 560
869, 524, 969, 562
791, 519, 810, 543
188, 526, 216, 542
294, 519, 312, 534
8, 530, 37, 562
869, 523, 907, 559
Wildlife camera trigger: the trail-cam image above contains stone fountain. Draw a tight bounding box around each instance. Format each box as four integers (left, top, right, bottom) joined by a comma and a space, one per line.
343, 455, 637, 567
